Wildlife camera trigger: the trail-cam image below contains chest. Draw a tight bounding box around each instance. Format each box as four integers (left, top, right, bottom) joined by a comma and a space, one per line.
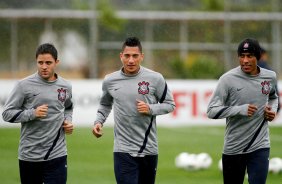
228, 78, 273, 104
24, 84, 70, 107
108, 78, 157, 103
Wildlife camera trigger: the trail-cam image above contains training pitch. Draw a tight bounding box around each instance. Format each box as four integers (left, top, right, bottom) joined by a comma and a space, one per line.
0, 126, 282, 184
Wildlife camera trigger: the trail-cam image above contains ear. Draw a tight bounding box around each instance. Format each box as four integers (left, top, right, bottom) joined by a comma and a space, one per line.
141, 53, 144, 61
119, 53, 123, 63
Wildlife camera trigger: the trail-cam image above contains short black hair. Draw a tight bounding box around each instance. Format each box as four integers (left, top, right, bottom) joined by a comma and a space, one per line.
36, 43, 58, 60
122, 37, 142, 52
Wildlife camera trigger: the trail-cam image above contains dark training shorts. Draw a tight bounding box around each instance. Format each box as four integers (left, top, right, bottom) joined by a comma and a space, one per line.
222, 148, 269, 184
114, 152, 158, 184
19, 155, 67, 184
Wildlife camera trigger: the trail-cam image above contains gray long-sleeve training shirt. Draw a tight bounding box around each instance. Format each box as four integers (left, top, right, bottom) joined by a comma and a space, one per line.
207, 66, 278, 155
95, 66, 175, 156
2, 72, 73, 161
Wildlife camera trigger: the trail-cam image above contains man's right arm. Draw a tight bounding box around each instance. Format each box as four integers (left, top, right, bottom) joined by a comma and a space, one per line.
2, 82, 36, 123
206, 78, 249, 119
94, 79, 113, 126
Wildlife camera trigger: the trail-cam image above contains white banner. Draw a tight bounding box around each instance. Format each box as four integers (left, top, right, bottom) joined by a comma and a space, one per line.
0, 79, 281, 127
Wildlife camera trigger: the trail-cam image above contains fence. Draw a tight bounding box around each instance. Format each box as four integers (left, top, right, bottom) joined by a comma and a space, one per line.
0, 9, 282, 78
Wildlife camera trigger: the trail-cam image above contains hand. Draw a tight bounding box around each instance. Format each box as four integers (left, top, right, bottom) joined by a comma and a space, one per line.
92, 123, 103, 138
247, 104, 258, 117
35, 104, 48, 118
264, 105, 276, 121
136, 99, 150, 115
63, 120, 74, 135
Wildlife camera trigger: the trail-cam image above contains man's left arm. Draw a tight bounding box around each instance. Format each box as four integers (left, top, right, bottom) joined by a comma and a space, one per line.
64, 86, 73, 122
268, 77, 279, 112
148, 75, 175, 115
63, 86, 74, 134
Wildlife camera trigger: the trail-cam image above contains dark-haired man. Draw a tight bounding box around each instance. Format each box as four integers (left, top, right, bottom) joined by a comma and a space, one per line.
92, 37, 175, 184
207, 38, 279, 184
2, 43, 74, 184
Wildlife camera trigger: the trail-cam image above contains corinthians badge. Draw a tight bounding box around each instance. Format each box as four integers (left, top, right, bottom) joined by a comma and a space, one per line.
138, 81, 150, 95
261, 81, 270, 95
57, 88, 67, 102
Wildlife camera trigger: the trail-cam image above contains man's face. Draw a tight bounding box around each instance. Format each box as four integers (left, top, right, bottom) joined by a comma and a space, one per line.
36, 53, 59, 81
120, 46, 144, 75
239, 53, 258, 75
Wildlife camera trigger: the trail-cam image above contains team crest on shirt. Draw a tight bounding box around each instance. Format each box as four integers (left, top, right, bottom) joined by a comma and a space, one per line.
138, 81, 150, 95
261, 81, 270, 95
57, 88, 67, 102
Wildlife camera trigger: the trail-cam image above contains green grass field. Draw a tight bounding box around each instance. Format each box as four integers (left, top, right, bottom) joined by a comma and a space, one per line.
0, 126, 282, 184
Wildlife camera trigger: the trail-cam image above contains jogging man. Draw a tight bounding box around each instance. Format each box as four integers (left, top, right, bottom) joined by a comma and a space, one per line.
207, 38, 278, 184
2, 43, 74, 184
92, 37, 175, 184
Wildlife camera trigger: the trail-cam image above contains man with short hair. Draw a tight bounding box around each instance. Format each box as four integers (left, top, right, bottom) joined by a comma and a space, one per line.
92, 37, 175, 184
2, 43, 74, 184
207, 38, 278, 184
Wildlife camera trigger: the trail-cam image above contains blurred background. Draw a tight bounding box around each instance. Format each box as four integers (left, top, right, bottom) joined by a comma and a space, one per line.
0, 0, 282, 80
1, 1, 282, 183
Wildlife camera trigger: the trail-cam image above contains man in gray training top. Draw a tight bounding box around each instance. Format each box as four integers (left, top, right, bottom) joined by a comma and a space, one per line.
2, 43, 74, 184
92, 37, 175, 184
207, 38, 278, 184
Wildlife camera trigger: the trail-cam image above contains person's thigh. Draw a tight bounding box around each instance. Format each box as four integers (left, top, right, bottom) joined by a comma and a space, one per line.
222, 153, 246, 184
114, 152, 139, 184
247, 148, 269, 184
138, 155, 158, 184
19, 160, 43, 184
43, 155, 67, 184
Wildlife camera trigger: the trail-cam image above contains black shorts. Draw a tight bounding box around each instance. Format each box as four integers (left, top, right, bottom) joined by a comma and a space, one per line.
222, 148, 269, 184
114, 152, 158, 184
19, 155, 67, 184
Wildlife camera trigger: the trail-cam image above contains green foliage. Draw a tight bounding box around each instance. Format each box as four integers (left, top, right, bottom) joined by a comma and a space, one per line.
169, 58, 187, 79
188, 21, 225, 42
201, 0, 224, 11
0, 1, 280, 78
71, 0, 126, 32
169, 55, 224, 79
97, 0, 126, 32
0, 20, 10, 65
71, 0, 89, 10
